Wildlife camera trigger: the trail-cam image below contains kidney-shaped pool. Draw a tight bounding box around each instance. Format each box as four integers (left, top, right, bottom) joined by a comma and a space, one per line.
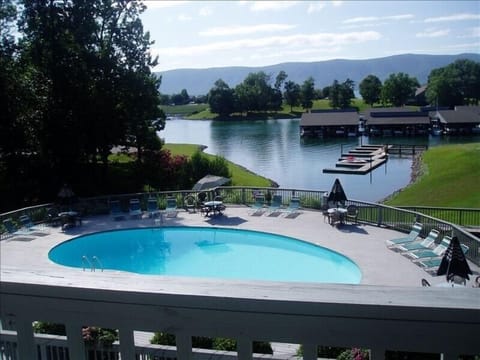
49, 227, 362, 284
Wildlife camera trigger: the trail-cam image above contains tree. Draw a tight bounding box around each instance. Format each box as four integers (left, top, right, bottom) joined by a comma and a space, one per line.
300, 77, 315, 110
359, 75, 382, 106
208, 79, 236, 117
274, 70, 287, 90
329, 79, 355, 109
235, 71, 274, 113
381, 72, 419, 107
283, 80, 301, 112
426, 59, 480, 107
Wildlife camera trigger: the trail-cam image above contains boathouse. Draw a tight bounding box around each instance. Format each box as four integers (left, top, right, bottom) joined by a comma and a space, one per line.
300, 109, 360, 137
433, 106, 480, 134
362, 107, 431, 136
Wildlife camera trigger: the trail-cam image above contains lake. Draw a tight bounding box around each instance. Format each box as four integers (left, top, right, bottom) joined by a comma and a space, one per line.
160, 118, 479, 203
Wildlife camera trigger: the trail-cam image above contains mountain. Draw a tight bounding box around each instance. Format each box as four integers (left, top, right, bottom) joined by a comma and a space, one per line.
155, 53, 480, 96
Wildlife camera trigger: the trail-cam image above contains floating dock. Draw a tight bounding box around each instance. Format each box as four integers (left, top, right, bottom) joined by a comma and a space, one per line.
322, 145, 389, 175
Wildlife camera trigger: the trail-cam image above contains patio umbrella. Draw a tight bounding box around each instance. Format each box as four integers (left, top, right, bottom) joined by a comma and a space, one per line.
327, 178, 348, 207
436, 236, 472, 281
192, 174, 230, 191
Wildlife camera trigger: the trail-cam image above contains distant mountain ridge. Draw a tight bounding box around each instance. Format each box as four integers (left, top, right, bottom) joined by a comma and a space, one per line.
156, 53, 480, 96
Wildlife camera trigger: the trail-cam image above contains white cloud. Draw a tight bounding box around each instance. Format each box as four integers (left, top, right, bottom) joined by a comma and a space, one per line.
307, 3, 326, 14
343, 14, 414, 24
199, 6, 213, 16
416, 28, 450, 38
199, 24, 297, 37
143, 1, 189, 10
178, 14, 192, 22
154, 31, 381, 57
425, 13, 480, 23
249, 1, 299, 12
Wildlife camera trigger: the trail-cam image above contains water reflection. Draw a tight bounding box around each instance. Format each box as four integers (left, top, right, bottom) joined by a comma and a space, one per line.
161, 118, 479, 202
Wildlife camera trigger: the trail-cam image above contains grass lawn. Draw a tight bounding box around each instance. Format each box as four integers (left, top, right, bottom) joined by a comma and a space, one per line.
385, 143, 480, 208
163, 143, 272, 187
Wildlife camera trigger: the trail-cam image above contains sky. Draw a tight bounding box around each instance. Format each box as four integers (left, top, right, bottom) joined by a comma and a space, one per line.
140, 1, 480, 72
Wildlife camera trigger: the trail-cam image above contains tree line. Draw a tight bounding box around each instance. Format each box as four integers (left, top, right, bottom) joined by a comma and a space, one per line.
204, 59, 479, 117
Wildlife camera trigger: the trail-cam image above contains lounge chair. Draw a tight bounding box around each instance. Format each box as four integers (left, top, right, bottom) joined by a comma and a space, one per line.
19, 214, 47, 232
266, 194, 282, 216
419, 243, 469, 268
165, 198, 178, 218
110, 200, 125, 221
2, 218, 35, 237
407, 236, 451, 260
250, 194, 265, 215
282, 197, 300, 217
385, 222, 423, 246
345, 204, 359, 224
129, 198, 142, 219
147, 198, 161, 218
395, 229, 439, 252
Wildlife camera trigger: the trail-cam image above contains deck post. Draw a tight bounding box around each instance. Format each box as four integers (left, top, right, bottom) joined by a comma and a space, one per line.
119, 326, 135, 360
302, 343, 317, 360
16, 318, 35, 360
176, 332, 192, 360
237, 337, 253, 360
66, 322, 86, 360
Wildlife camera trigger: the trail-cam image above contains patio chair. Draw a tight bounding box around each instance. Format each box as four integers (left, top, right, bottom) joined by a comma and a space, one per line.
407, 236, 451, 260
419, 243, 469, 268
110, 200, 125, 221
19, 214, 47, 232
129, 198, 143, 219
266, 194, 283, 216
395, 229, 439, 252
385, 222, 423, 246
2, 218, 35, 237
250, 194, 265, 215
147, 198, 161, 218
282, 197, 300, 218
184, 195, 197, 213
165, 197, 178, 218
345, 204, 359, 224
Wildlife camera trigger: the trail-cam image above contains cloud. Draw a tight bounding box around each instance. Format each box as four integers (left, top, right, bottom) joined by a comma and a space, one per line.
249, 1, 298, 12
199, 6, 212, 16
178, 14, 192, 22
199, 24, 297, 37
143, 1, 189, 10
343, 14, 414, 24
154, 31, 381, 58
416, 29, 450, 38
307, 3, 326, 14
425, 13, 480, 23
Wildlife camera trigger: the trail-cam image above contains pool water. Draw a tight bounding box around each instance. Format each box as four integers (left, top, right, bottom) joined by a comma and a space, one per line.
48, 227, 362, 284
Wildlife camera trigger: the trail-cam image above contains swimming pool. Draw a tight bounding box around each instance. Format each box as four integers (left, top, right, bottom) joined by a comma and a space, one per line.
49, 227, 362, 284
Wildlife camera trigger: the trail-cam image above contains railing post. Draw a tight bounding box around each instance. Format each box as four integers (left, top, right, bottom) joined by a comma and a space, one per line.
66, 323, 86, 360
369, 348, 385, 360
237, 337, 253, 360
119, 326, 136, 360
176, 332, 192, 360
377, 206, 383, 226
16, 318, 35, 360
302, 343, 317, 360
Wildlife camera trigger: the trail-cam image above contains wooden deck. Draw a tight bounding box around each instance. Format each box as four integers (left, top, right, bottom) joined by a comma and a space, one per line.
323, 145, 389, 175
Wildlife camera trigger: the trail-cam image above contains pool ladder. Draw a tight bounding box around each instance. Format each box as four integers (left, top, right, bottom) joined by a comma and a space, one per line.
82, 255, 104, 272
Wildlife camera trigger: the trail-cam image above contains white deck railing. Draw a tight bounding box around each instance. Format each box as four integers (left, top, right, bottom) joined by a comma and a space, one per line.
1, 279, 479, 360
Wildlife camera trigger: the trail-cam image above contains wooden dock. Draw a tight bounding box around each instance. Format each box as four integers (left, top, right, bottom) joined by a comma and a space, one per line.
323, 145, 389, 175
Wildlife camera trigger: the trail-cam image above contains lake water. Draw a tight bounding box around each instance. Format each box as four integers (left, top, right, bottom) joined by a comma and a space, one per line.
160, 118, 479, 203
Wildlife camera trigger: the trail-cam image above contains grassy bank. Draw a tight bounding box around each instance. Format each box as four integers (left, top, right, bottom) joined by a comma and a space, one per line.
161, 99, 379, 120
385, 143, 480, 208
163, 143, 272, 187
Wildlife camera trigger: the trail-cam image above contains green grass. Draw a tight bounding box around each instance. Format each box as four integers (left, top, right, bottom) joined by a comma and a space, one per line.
385, 143, 480, 208
161, 103, 208, 116
163, 144, 272, 187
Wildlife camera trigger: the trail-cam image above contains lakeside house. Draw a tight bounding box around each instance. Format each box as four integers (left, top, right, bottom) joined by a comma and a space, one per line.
300, 105, 480, 138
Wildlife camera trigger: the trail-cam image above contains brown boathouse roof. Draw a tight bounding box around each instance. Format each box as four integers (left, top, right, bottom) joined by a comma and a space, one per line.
300, 111, 359, 127
436, 106, 480, 125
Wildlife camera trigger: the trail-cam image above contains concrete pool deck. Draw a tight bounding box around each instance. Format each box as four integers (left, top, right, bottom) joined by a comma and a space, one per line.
1, 205, 478, 288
